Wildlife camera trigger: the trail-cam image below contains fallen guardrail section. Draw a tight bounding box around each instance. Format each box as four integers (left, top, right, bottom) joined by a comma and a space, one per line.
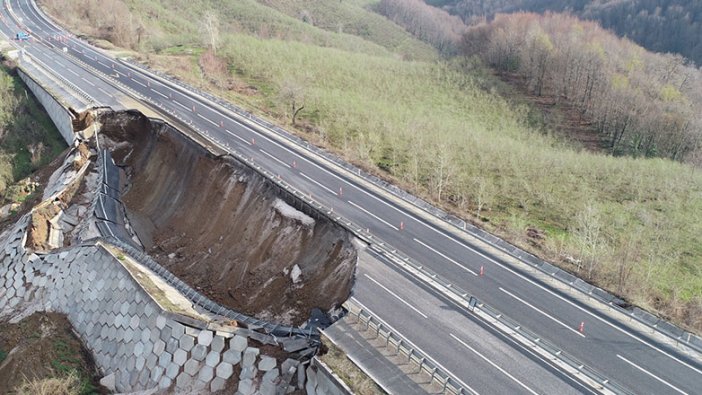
24, 19, 637, 393
344, 300, 471, 395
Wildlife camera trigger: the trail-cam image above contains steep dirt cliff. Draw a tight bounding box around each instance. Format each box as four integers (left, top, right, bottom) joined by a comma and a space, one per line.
98, 112, 357, 326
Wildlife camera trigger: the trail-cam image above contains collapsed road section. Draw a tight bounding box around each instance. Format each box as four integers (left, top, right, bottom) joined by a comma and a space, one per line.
98, 111, 358, 327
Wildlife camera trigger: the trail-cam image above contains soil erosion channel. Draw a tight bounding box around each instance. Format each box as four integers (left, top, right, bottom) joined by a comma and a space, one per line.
99, 112, 357, 326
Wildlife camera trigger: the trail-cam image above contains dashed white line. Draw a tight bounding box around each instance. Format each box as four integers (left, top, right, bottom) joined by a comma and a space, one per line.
348, 200, 398, 230
364, 274, 427, 319
414, 238, 478, 276
450, 333, 539, 395
80, 77, 95, 87
617, 354, 689, 395
300, 172, 337, 195
66, 68, 79, 76
131, 78, 147, 88
499, 287, 585, 338
196, 112, 219, 128
259, 149, 291, 169
173, 100, 191, 111
223, 129, 251, 146
151, 88, 169, 99
97, 87, 110, 96
352, 298, 480, 395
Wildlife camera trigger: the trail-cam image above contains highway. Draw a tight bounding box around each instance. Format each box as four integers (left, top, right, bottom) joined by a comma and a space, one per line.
2, 0, 702, 393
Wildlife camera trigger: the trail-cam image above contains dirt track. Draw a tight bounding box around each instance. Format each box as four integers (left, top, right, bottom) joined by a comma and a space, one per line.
99, 112, 357, 326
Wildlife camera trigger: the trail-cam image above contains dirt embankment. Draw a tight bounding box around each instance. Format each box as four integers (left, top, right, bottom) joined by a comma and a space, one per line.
0, 312, 106, 395
99, 112, 357, 326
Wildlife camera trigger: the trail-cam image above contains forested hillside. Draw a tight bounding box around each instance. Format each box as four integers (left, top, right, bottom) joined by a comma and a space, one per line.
461, 12, 702, 161
0, 64, 64, 197
429, 0, 702, 66
39, 0, 702, 333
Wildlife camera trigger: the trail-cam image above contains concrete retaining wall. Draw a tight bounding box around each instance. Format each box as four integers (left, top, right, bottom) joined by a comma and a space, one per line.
0, 220, 298, 393
18, 68, 76, 145
306, 357, 353, 395
0, 143, 304, 393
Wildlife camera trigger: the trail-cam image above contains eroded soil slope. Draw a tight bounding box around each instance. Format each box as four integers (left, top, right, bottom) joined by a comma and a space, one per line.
99, 112, 357, 326
0, 313, 105, 394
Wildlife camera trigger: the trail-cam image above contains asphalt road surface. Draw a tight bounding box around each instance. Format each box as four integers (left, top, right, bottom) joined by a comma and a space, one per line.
2, 1, 701, 393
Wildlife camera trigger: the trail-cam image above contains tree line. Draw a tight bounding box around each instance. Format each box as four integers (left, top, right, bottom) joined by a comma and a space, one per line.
464, 12, 702, 161
428, 0, 702, 66
375, 0, 466, 55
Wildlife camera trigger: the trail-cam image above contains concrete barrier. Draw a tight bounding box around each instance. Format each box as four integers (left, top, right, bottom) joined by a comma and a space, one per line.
17, 68, 76, 145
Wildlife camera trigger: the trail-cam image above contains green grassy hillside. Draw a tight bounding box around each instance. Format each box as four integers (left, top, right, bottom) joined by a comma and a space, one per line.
0, 64, 65, 197
39, 0, 702, 332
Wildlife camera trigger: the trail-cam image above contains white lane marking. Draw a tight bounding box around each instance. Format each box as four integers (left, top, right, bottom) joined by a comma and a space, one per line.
223, 129, 251, 146
450, 333, 539, 395
348, 200, 398, 231
447, 237, 702, 375
260, 149, 291, 169
300, 172, 337, 196
499, 287, 585, 338
617, 354, 689, 395
173, 100, 191, 111
364, 274, 428, 319
352, 298, 480, 395
48, 20, 697, 374
97, 60, 108, 67
80, 77, 95, 87
151, 88, 168, 99
66, 68, 79, 76
196, 112, 219, 128
131, 78, 147, 88
414, 238, 478, 276
97, 87, 110, 96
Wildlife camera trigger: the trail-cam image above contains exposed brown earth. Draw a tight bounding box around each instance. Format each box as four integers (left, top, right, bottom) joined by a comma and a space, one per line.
99, 112, 357, 326
0, 312, 106, 395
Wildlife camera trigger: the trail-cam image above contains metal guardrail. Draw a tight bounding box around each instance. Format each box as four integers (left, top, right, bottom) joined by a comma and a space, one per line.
57, 37, 634, 395
345, 301, 470, 395
88, 148, 319, 340
108, 48, 702, 356
26, 0, 702, 358
17, 12, 639, 392
475, 303, 634, 395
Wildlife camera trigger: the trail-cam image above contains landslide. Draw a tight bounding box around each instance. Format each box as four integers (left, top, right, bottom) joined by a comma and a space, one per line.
99, 112, 357, 326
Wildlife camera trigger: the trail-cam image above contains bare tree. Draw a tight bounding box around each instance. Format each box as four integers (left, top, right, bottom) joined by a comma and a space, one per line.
202, 10, 220, 55
279, 79, 306, 126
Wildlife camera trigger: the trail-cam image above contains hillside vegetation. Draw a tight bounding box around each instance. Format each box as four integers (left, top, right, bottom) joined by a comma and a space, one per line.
428, 0, 702, 66
39, 0, 702, 332
461, 12, 702, 161
0, 64, 65, 201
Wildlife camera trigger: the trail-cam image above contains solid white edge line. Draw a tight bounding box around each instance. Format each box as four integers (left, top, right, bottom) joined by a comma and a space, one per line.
414, 237, 478, 276
351, 298, 480, 395
616, 354, 689, 395
450, 333, 540, 395
26, 0, 700, 375
499, 287, 585, 338
348, 200, 398, 230
364, 273, 428, 319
